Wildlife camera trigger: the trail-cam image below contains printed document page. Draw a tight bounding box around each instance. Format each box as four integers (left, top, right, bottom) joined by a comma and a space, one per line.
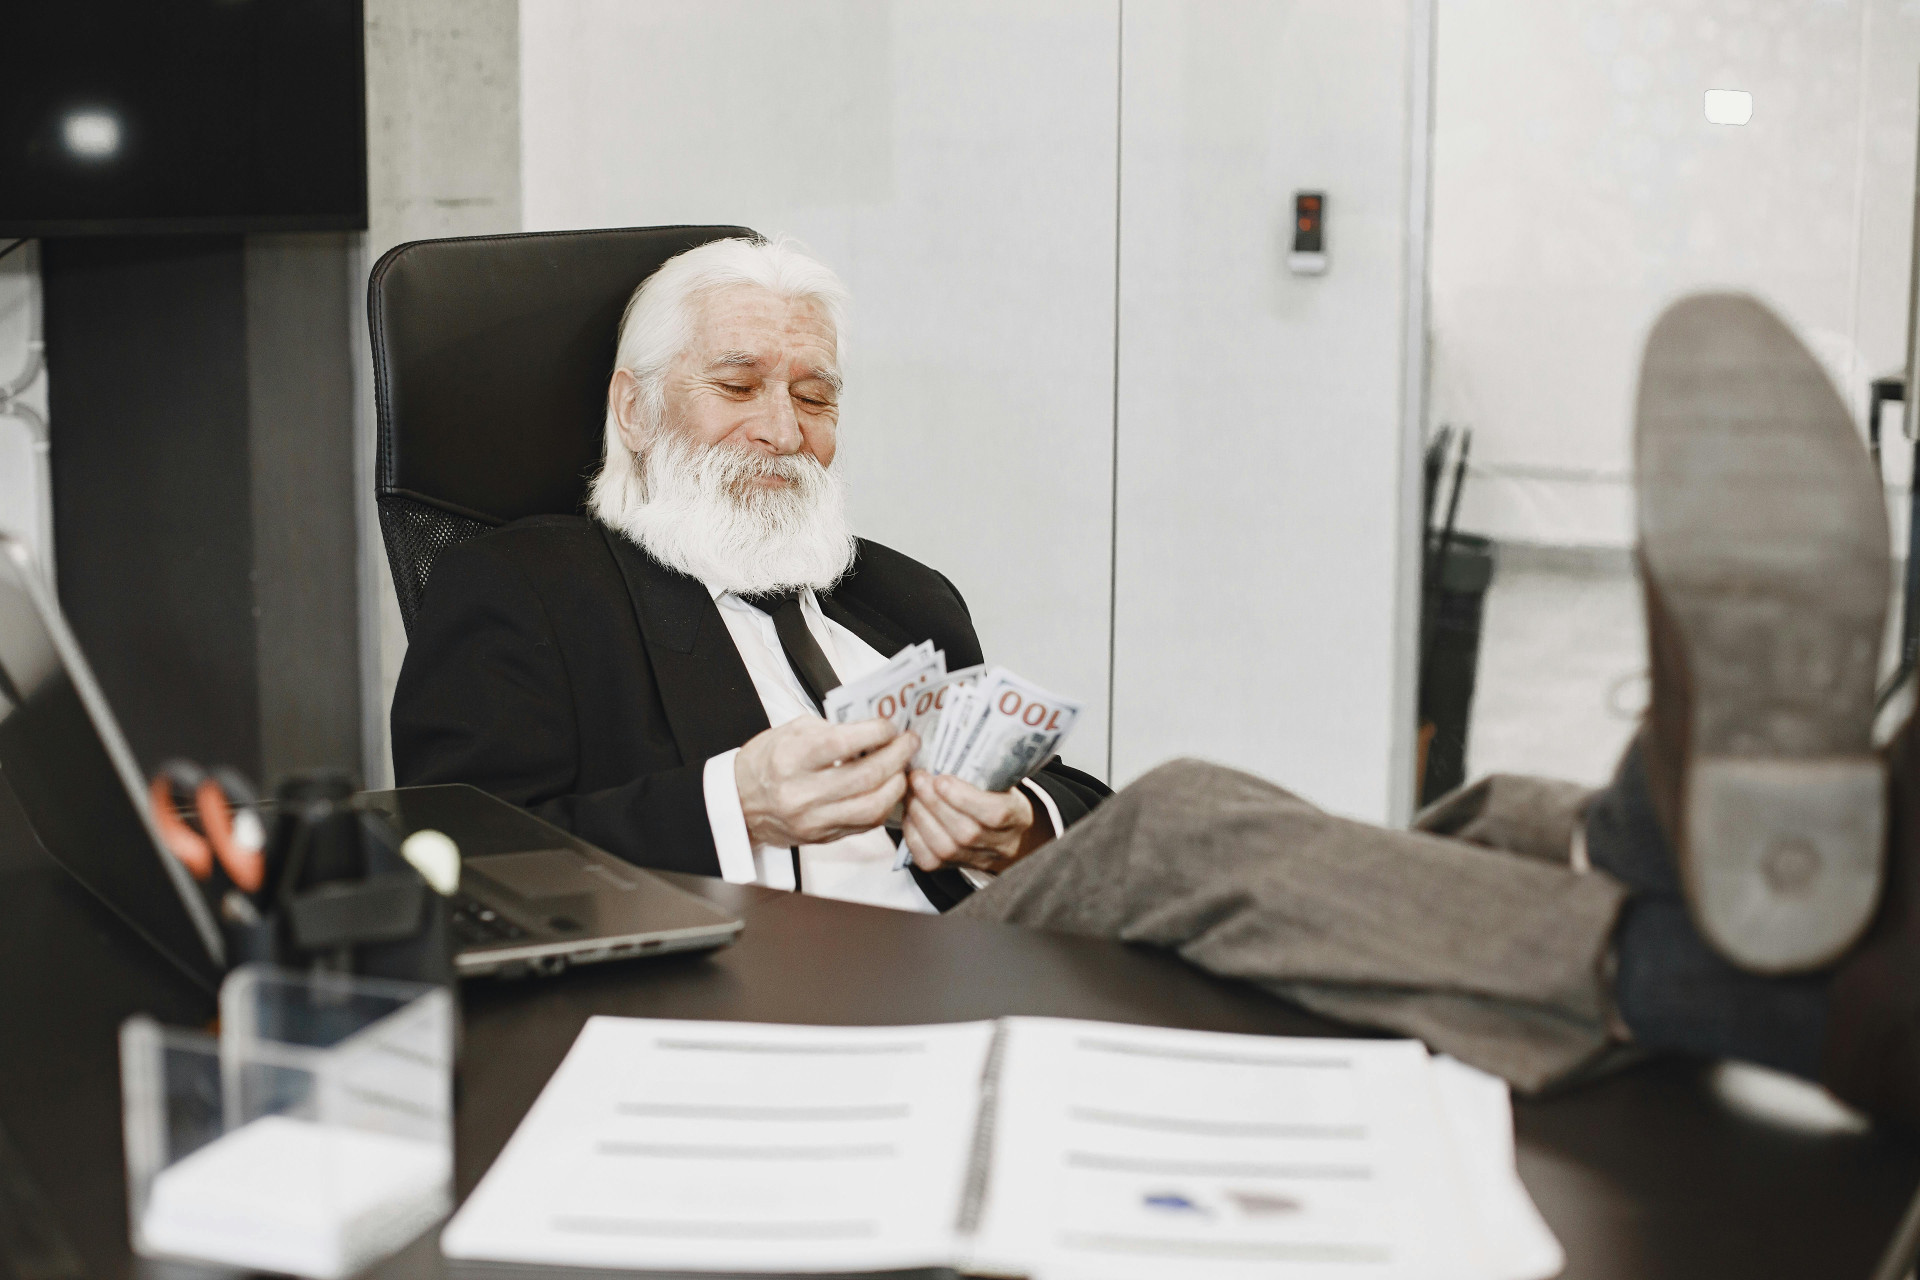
1428, 1056, 1565, 1280
440, 1016, 995, 1274
965, 1018, 1545, 1280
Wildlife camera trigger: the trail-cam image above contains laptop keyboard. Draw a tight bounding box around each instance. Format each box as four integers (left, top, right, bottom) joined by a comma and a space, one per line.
450, 893, 530, 946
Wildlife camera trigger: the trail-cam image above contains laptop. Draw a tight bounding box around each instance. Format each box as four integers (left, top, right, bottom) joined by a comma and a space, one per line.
0, 533, 742, 986
354, 784, 743, 977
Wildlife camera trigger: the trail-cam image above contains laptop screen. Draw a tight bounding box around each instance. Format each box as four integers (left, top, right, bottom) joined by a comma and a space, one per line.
0, 538, 224, 989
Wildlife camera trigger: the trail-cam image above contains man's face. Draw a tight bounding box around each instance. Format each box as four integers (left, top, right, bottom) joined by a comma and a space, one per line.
615, 284, 841, 491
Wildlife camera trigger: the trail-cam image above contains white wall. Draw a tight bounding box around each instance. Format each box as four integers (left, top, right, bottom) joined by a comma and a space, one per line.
360, 0, 523, 783
1431, 0, 1920, 549
520, 0, 1123, 776
1110, 0, 1429, 820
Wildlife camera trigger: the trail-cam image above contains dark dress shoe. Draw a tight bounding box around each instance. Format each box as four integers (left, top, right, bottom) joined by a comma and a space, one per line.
1635, 293, 1890, 973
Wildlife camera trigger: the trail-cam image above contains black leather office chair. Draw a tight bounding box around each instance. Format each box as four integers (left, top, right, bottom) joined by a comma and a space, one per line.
368, 224, 753, 635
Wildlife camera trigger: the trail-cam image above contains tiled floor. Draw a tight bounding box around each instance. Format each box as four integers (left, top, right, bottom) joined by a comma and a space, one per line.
1465, 541, 1916, 792
1465, 546, 1646, 791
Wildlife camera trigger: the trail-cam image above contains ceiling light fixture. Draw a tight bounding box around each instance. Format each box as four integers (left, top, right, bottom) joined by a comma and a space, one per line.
61, 110, 122, 159
1703, 89, 1753, 126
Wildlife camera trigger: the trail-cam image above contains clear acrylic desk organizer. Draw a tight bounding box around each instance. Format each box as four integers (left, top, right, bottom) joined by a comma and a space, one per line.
120, 964, 454, 1279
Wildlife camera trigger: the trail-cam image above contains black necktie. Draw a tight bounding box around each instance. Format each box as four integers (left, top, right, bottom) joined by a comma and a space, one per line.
738, 589, 841, 713
737, 589, 836, 897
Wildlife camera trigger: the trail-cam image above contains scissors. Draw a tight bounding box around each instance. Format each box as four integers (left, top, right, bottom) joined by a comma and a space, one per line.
148, 760, 266, 898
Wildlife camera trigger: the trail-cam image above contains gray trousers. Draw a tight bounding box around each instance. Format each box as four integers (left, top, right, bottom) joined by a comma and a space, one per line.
957, 759, 1632, 1093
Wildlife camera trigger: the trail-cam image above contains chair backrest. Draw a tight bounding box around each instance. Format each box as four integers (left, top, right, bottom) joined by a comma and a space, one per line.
368, 224, 754, 634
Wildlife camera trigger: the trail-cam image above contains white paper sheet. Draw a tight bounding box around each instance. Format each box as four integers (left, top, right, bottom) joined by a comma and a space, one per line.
439, 1016, 996, 1274
442, 1017, 1560, 1280
1429, 1056, 1565, 1280
965, 1019, 1561, 1280
141, 1115, 449, 1279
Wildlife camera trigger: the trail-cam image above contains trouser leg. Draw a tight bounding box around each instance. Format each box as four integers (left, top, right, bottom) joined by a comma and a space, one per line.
957, 758, 1630, 1093
1412, 771, 1596, 865
1588, 737, 1832, 1079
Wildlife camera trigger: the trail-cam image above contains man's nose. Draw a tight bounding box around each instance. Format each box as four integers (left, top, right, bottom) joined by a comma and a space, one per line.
750, 384, 804, 454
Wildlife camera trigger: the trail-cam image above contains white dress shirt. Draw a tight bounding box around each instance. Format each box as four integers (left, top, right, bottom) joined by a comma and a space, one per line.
697, 585, 1061, 912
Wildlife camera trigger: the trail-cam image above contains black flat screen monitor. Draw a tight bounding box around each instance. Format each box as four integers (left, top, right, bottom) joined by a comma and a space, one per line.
0, 0, 367, 236
0, 536, 224, 990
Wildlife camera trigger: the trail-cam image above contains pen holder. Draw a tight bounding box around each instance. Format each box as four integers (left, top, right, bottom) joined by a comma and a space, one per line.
120, 964, 454, 1279
154, 765, 458, 989
270, 773, 457, 990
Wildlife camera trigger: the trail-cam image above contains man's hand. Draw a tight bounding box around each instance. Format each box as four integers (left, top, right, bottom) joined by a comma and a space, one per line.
736, 717, 918, 848
902, 771, 1053, 875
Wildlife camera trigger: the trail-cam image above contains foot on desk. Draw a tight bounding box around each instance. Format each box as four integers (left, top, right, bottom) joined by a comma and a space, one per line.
1598, 706, 1920, 1127
1634, 292, 1891, 975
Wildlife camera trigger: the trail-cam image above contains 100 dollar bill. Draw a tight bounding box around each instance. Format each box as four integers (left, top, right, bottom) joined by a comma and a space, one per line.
822, 641, 941, 729
948, 669, 1080, 791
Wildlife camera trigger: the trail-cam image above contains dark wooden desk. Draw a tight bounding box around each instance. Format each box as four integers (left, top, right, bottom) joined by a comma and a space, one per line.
4, 858, 1918, 1280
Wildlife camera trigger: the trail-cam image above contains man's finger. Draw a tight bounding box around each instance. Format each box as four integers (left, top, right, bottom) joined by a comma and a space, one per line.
790, 716, 901, 770
807, 771, 909, 840
901, 807, 936, 871
903, 802, 954, 871
776, 727, 913, 816
804, 730, 916, 803
910, 771, 988, 846
930, 773, 1024, 830
906, 786, 977, 862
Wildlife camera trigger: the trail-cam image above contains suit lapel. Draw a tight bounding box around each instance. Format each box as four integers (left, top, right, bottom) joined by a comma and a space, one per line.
818, 580, 915, 660
599, 526, 770, 763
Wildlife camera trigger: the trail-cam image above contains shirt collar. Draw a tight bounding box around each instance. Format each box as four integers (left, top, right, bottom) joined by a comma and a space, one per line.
706, 581, 819, 609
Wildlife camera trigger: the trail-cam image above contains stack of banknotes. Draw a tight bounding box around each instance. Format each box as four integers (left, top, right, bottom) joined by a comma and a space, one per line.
822, 642, 1081, 867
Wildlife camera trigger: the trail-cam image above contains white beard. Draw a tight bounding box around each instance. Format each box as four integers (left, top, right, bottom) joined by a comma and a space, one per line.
598, 427, 857, 595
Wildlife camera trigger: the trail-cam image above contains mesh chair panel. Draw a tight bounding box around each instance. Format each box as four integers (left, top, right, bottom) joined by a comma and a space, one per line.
378, 494, 499, 633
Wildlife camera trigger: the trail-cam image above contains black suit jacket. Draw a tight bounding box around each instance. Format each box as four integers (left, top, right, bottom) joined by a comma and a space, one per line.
390, 516, 1109, 907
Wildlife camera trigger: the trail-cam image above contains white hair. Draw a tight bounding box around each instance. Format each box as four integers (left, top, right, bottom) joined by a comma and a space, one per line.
588, 235, 858, 592
589, 235, 848, 520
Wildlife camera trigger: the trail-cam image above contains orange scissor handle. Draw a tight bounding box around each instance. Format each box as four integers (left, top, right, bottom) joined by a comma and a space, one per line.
150, 774, 213, 881
195, 777, 264, 893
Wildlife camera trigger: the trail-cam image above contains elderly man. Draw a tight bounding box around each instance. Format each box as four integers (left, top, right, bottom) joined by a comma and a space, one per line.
393, 236, 1107, 914
396, 236, 1920, 1127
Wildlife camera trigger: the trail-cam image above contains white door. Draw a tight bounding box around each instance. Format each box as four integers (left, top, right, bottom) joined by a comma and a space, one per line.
1111, 0, 1429, 822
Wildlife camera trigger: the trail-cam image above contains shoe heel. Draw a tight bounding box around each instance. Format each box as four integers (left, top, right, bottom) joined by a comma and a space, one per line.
1685, 755, 1885, 972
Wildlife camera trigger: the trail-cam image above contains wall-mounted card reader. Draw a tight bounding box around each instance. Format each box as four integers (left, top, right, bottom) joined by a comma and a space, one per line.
1288, 191, 1327, 275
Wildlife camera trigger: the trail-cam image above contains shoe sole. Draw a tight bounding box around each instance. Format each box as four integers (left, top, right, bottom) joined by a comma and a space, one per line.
1636, 293, 1890, 973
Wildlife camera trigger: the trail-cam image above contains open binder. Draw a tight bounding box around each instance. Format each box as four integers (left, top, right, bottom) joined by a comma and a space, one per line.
441, 1016, 1562, 1279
